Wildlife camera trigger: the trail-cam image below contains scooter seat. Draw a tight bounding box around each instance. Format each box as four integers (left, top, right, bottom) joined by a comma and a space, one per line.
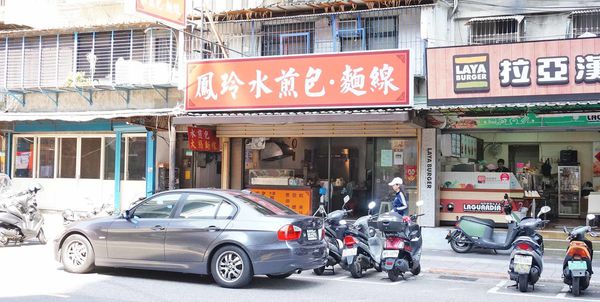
461, 216, 495, 228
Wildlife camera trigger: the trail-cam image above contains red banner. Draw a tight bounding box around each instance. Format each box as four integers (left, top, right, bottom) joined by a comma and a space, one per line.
187, 127, 220, 152
186, 49, 412, 111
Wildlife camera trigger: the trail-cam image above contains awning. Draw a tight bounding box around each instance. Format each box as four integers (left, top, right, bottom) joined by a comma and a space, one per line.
424, 100, 600, 115
173, 108, 412, 125
570, 8, 600, 16
466, 15, 525, 24
0, 108, 177, 122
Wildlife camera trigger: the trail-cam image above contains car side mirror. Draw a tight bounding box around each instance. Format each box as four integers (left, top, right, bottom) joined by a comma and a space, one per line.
122, 210, 131, 220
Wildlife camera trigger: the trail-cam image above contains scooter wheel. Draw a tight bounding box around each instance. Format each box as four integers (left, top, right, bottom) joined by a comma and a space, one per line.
410, 264, 421, 276
518, 275, 529, 293
374, 263, 382, 272
349, 261, 363, 278
450, 233, 473, 253
313, 266, 326, 275
388, 270, 400, 282
573, 276, 581, 296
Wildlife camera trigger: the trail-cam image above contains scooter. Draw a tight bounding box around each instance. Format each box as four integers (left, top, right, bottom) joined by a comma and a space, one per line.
561, 220, 598, 296
0, 184, 45, 246
62, 202, 114, 225
313, 195, 352, 275
341, 201, 383, 278
507, 206, 551, 292
446, 194, 540, 253
378, 200, 425, 281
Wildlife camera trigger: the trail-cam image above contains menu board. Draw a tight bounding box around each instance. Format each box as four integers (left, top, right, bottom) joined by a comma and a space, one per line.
460, 134, 477, 160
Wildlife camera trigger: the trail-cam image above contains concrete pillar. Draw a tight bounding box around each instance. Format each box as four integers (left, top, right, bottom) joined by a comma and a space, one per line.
419, 128, 440, 227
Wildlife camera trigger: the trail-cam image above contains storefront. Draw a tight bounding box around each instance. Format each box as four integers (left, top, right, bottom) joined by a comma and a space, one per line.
0, 118, 166, 211
426, 37, 600, 225
176, 49, 430, 222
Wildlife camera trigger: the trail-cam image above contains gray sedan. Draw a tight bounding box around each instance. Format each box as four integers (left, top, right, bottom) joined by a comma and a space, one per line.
54, 189, 327, 288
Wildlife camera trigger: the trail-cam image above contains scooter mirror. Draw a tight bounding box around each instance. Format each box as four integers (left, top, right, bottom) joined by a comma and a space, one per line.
537, 206, 551, 217
563, 225, 569, 234
343, 195, 350, 204
587, 214, 596, 221
416, 200, 424, 207
339, 219, 347, 225
368, 201, 376, 210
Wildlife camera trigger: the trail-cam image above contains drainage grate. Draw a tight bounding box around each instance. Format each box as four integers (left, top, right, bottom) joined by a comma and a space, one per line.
438, 275, 478, 282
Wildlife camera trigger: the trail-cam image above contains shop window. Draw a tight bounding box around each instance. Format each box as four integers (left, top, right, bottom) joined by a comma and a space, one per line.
0, 135, 6, 174
81, 138, 101, 179
469, 18, 523, 45
373, 138, 418, 210
571, 12, 600, 37
58, 138, 77, 178
104, 137, 124, 180
38, 138, 55, 178
15, 137, 33, 178
365, 17, 398, 50
127, 137, 146, 181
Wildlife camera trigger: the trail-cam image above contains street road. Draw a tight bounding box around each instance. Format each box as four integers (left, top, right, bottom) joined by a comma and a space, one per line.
1, 215, 600, 302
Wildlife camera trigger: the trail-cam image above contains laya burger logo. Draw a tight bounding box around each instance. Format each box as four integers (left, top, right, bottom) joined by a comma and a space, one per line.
453, 54, 490, 93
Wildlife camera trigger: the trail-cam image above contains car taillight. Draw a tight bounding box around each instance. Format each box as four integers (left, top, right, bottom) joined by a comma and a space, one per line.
516, 242, 532, 251
277, 224, 302, 241
344, 235, 357, 247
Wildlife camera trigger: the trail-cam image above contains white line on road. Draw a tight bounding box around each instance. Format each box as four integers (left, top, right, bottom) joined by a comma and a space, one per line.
556, 285, 570, 298
488, 284, 600, 301
487, 280, 508, 294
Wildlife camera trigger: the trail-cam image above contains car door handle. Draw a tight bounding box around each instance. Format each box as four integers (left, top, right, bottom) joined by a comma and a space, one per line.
207, 226, 220, 232
151, 225, 165, 231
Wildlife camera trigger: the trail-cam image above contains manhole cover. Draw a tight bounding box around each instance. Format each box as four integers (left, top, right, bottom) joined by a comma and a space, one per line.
439, 275, 478, 282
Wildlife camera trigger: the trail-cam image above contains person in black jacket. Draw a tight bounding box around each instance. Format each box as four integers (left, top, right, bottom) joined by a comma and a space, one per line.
494, 159, 511, 172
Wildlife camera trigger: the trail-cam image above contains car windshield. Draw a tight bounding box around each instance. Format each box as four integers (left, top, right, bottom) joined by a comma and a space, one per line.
235, 193, 297, 216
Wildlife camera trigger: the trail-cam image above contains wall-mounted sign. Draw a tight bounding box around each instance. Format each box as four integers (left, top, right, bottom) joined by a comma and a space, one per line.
186, 50, 412, 111
187, 127, 220, 152
427, 37, 600, 106
429, 112, 600, 130
135, 0, 186, 28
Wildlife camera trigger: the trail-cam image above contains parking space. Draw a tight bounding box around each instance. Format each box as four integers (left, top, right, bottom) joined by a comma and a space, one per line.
488, 280, 600, 301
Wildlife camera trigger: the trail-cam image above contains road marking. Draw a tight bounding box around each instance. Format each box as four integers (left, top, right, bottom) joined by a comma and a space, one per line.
487, 280, 507, 294
294, 274, 406, 286
556, 285, 570, 298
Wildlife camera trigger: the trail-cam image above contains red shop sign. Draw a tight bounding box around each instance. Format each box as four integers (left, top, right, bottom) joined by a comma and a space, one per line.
187, 127, 220, 152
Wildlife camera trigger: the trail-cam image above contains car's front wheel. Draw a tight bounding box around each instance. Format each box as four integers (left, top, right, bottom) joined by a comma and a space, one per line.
211, 245, 253, 288
61, 234, 95, 273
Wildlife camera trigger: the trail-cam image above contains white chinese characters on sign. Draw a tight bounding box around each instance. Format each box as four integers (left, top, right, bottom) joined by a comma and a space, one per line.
249, 70, 273, 99
499, 58, 531, 87
536, 56, 569, 85
575, 54, 600, 83
196, 72, 217, 100
370, 64, 399, 95
275, 68, 300, 98
340, 65, 366, 96
220, 71, 245, 100
305, 67, 325, 97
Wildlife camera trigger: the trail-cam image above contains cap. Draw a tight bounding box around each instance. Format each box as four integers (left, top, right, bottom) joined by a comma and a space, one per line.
388, 177, 403, 186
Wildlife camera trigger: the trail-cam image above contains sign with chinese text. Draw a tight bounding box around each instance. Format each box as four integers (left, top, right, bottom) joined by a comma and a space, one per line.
186, 50, 412, 111
427, 37, 600, 105
429, 112, 600, 130
187, 127, 220, 152
135, 0, 186, 28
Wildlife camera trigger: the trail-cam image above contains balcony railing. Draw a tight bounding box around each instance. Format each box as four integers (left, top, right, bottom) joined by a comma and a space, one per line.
0, 27, 178, 93
187, 6, 427, 76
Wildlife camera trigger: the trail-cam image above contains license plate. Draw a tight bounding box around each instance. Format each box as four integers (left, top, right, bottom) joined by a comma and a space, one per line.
514, 254, 532, 274
307, 229, 318, 241
342, 247, 357, 257
568, 261, 587, 271
382, 250, 399, 258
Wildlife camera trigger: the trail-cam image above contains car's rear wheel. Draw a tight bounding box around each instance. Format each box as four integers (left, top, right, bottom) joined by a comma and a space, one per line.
211, 245, 253, 288
266, 273, 293, 279
61, 234, 95, 273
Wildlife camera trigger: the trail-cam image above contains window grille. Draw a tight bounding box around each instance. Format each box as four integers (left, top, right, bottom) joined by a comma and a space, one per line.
261, 22, 315, 56
571, 11, 600, 38
469, 18, 523, 45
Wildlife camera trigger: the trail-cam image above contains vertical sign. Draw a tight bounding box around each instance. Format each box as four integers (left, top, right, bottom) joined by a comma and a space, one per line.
187, 127, 220, 152
419, 128, 439, 227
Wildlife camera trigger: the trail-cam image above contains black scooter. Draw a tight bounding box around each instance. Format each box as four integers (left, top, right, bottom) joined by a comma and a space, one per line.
313, 196, 351, 275
446, 194, 543, 253
378, 200, 425, 281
